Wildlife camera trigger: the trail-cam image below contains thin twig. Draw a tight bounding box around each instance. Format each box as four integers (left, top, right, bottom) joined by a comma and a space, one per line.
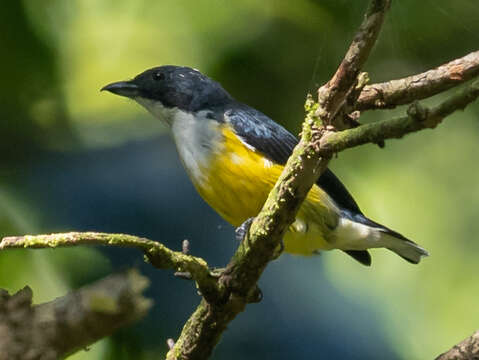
356, 50, 479, 111
317, 0, 392, 122
320, 79, 479, 152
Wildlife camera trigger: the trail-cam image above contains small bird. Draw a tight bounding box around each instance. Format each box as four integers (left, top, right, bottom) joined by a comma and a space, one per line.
102, 66, 429, 266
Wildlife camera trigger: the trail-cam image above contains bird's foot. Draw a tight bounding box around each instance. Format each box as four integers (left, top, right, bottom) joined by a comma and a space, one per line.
235, 217, 255, 243
175, 267, 224, 281
235, 217, 284, 259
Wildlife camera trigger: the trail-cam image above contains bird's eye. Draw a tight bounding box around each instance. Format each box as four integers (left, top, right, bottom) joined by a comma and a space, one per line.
153, 72, 165, 81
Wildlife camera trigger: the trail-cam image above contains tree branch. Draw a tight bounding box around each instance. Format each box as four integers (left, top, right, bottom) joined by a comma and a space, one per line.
0, 233, 221, 302
356, 50, 479, 111
317, 0, 392, 122
321, 79, 479, 152
435, 330, 479, 360
0, 269, 151, 360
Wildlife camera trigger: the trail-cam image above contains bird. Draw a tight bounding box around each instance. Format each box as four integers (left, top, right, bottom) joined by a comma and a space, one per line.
102, 65, 429, 266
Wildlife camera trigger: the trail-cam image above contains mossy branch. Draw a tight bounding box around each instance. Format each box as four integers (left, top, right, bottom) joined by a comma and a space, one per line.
0, 270, 151, 360
0, 232, 221, 302
316, 0, 392, 123
320, 79, 479, 153
356, 50, 479, 111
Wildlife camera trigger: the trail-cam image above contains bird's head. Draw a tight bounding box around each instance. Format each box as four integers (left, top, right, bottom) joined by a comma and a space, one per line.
102, 66, 231, 123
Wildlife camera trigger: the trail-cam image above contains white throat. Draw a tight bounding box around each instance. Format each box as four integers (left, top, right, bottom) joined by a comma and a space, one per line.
135, 97, 221, 185
135, 98, 177, 126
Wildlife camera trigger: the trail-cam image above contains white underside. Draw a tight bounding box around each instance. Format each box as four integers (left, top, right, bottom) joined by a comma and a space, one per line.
333, 218, 428, 262
332, 217, 383, 250
135, 98, 219, 186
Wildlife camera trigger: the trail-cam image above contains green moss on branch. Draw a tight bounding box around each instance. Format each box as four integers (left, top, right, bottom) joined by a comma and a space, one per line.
0, 232, 221, 301
321, 79, 479, 153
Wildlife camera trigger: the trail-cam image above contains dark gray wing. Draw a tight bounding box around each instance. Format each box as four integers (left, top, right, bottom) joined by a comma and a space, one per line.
223, 104, 362, 214
223, 105, 297, 165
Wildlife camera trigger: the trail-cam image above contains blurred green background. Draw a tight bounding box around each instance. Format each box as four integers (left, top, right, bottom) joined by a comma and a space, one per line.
1, 0, 478, 359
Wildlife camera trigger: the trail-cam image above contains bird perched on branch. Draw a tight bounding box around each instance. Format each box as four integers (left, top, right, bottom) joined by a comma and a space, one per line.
102, 66, 429, 266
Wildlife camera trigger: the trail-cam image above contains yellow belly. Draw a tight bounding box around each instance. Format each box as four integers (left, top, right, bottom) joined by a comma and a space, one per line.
192, 126, 339, 255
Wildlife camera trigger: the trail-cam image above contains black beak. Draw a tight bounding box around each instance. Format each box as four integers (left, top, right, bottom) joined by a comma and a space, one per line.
101, 81, 140, 98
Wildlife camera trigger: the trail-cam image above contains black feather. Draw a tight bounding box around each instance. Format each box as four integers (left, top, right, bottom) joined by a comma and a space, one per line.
317, 170, 361, 213
343, 250, 372, 266
341, 210, 413, 242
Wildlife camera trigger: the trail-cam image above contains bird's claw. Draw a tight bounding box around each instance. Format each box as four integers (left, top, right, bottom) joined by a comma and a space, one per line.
235, 217, 255, 243
236, 217, 284, 259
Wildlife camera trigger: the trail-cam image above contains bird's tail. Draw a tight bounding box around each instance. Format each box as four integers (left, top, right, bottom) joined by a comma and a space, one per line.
351, 213, 429, 264
380, 232, 429, 264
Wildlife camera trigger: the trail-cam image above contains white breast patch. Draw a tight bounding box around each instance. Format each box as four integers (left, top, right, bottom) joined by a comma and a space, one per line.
171, 110, 221, 185
134, 98, 221, 185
